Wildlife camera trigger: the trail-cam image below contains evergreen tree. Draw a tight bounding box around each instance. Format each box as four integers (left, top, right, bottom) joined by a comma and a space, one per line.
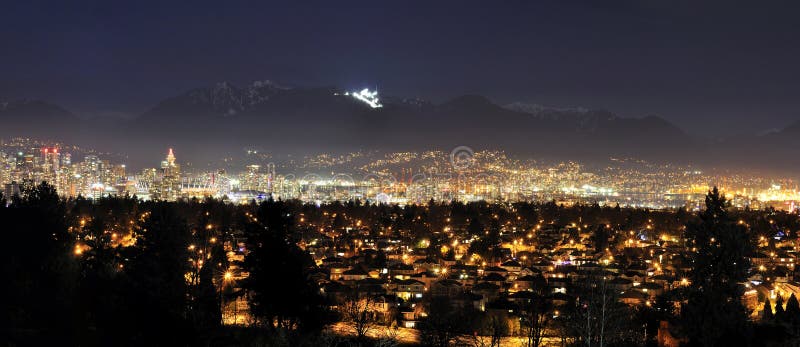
77, 211, 131, 345
373, 249, 388, 268
443, 248, 456, 261
332, 212, 346, 232
785, 293, 800, 328
1, 182, 80, 345
192, 260, 222, 330
776, 295, 786, 322
126, 202, 194, 345
241, 199, 331, 336
418, 297, 479, 347
763, 298, 775, 321
593, 224, 610, 252
681, 187, 753, 346
467, 217, 485, 236
786, 294, 800, 317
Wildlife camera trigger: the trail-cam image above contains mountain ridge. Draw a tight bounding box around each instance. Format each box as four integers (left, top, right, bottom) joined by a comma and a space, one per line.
0, 81, 796, 172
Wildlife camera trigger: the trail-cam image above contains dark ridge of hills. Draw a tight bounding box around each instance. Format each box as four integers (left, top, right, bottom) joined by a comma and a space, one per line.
0, 82, 796, 173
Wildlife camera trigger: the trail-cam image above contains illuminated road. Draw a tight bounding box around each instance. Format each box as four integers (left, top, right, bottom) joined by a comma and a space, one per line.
329, 322, 419, 344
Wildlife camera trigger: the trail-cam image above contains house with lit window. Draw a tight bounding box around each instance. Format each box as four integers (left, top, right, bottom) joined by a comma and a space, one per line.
341, 267, 369, 282
392, 279, 425, 301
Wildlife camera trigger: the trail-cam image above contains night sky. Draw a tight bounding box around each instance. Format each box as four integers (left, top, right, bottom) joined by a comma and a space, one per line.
2, 0, 799, 136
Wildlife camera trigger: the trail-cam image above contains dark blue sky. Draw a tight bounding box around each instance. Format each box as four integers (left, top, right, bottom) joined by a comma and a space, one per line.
2, 0, 799, 136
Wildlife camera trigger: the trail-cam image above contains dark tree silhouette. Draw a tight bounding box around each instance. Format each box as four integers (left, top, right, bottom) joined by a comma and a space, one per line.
476, 313, 508, 347
341, 295, 377, 343
125, 202, 194, 345
592, 224, 611, 252
418, 297, 462, 347
776, 295, 786, 322
784, 293, 800, 337
559, 269, 642, 346
786, 294, 800, 319
763, 298, 774, 321
1, 182, 80, 345
681, 187, 753, 346
241, 199, 331, 336
518, 295, 551, 347
76, 209, 132, 346
192, 259, 222, 330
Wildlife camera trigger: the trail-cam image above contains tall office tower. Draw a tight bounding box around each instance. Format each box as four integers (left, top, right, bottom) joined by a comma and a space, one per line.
157, 148, 181, 201
23, 154, 34, 171
161, 148, 180, 176
49, 148, 60, 172
0, 152, 9, 185
111, 164, 126, 183
41, 148, 50, 173
84, 155, 100, 176
139, 168, 157, 200
38, 148, 61, 189
266, 163, 275, 195
41, 147, 60, 172
62, 153, 71, 167
244, 164, 261, 190
3, 181, 21, 201
82, 155, 102, 196
100, 159, 110, 184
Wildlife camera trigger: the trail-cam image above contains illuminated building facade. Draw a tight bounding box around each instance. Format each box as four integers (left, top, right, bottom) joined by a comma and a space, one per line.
153, 148, 181, 201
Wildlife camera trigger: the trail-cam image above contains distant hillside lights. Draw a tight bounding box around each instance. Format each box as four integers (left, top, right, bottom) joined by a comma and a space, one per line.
343, 88, 383, 108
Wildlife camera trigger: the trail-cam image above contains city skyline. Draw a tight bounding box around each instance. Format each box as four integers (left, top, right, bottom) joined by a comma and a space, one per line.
3, 138, 798, 213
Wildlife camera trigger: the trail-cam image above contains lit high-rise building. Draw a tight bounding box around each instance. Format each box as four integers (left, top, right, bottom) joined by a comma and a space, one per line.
154, 148, 181, 201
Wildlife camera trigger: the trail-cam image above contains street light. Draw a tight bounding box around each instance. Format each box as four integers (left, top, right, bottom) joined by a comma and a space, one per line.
220, 270, 233, 325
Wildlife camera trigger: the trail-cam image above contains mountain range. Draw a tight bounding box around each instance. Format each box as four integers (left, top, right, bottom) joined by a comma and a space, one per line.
1, 81, 797, 173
